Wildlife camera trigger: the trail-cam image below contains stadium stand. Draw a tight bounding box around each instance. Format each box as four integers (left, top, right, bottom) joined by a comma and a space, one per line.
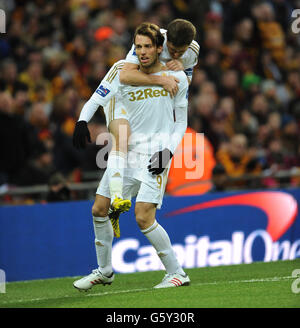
0, 0, 300, 204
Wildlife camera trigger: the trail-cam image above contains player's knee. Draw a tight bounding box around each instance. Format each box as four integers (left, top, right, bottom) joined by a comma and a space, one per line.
92, 203, 109, 218
135, 203, 155, 230
135, 215, 148, 230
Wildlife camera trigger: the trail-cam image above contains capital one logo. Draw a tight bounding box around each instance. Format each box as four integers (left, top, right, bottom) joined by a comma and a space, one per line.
0, 9, 5, 33
166, 191, 298, 242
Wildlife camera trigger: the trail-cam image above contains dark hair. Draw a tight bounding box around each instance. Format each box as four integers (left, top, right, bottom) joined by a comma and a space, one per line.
134, 22, 164, 48
167, 19, 196, 47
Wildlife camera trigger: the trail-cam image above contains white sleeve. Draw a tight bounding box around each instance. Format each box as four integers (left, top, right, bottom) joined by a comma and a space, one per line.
125, 44, 139, 65
169, 74, 189, 154
90, 61, 122, 105
184, 41, 200, 68
174, 73, 189, 108
169, 106, 188, 154
182, 40, 200, 80
77, 61, 123, 122
78, 98, 100, 122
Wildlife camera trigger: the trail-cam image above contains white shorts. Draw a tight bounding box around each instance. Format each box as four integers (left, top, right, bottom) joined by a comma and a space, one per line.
96, 153, 170, 209
103, 96, 129, 127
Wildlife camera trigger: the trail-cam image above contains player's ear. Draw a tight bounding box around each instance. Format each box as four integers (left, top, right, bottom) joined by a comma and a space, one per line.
157, 45, 163, 55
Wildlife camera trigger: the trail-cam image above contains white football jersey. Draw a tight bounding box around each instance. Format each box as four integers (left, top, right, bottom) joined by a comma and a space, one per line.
119, 69, 189, 155
125, 29, 200, 80
82, 60, 188, 156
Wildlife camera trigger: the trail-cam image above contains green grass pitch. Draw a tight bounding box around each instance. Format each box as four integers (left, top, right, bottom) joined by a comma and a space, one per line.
1, 260, 300, 308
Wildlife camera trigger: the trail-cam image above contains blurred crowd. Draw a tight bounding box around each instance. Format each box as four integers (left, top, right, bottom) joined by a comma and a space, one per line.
0, 0, 300, 203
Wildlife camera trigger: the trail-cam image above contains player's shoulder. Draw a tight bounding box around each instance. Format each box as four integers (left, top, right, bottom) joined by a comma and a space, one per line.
187, 40, 200, 58
103, 60, 125, 84
169, 70, 189, 87
106, 60, 125, 76
111, 60, 126, 70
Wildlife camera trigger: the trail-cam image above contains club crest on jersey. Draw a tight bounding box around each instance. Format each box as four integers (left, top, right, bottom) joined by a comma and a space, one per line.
96, 85, 111, 97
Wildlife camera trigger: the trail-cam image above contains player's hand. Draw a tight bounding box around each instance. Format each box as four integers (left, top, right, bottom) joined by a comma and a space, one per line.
147, 148, 173, 175
72, 120, 91, 149
166, 59, 184, 71
160, 75, 179, 98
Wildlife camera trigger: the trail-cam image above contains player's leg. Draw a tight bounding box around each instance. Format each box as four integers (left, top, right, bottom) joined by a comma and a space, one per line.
135, 201, 184, 274
106, 117, 132, 237
107, 118, 131, 209
109, 118, 131, 155
135, 200, 190, 288
91, 195, 114, 277
73, 175, 114, 291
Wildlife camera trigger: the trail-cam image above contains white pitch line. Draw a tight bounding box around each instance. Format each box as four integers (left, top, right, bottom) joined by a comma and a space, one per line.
0, 275, 294, 305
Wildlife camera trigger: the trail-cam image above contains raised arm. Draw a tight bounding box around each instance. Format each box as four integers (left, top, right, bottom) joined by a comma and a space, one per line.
119, 62, 179, 97
166, 60, 192, 84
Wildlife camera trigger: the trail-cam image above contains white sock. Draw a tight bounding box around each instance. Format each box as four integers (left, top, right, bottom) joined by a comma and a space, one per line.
93, 216, 114, 276
141, 220, 185, 275
107, 151, 126, 203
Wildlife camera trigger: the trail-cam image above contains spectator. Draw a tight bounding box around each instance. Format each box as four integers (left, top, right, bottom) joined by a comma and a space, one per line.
266, 111, 281, 139
281, 115, 299, 155
250, 93, 270, 125
47, 172, 71, 202
12, 81, 30, 117
202, 50, 222, 88
216, 134, 262, 188
28, 102, 53, 151
261, 79, 281, 112
0, 91, 40, 185
252, 2, 286, 68
235, 109, 259, 145
17, 144, 56, 186
210, 163, 227, 192
19, 61, 52, 103
241, 73, 261, 105
219, 69, 244, 109
0, 58, 18, 93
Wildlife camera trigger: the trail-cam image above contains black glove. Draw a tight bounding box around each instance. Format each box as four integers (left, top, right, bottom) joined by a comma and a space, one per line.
147, 148, 173, 175
72, 121, 91, 149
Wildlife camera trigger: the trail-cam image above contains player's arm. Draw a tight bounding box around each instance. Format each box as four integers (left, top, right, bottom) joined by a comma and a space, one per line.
120, 62, 179, 97
147, 103, 188, 175
169, 80, 189, 154
166, 41, 200, 84
169, 104, 188, 154
120, 44, 179, 96
73, 62, 121, 149
148, 74, 188, 175
166, 60, 192, 84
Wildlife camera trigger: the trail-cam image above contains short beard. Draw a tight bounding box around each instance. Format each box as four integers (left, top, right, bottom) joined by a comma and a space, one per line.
139, 54, 159, 69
